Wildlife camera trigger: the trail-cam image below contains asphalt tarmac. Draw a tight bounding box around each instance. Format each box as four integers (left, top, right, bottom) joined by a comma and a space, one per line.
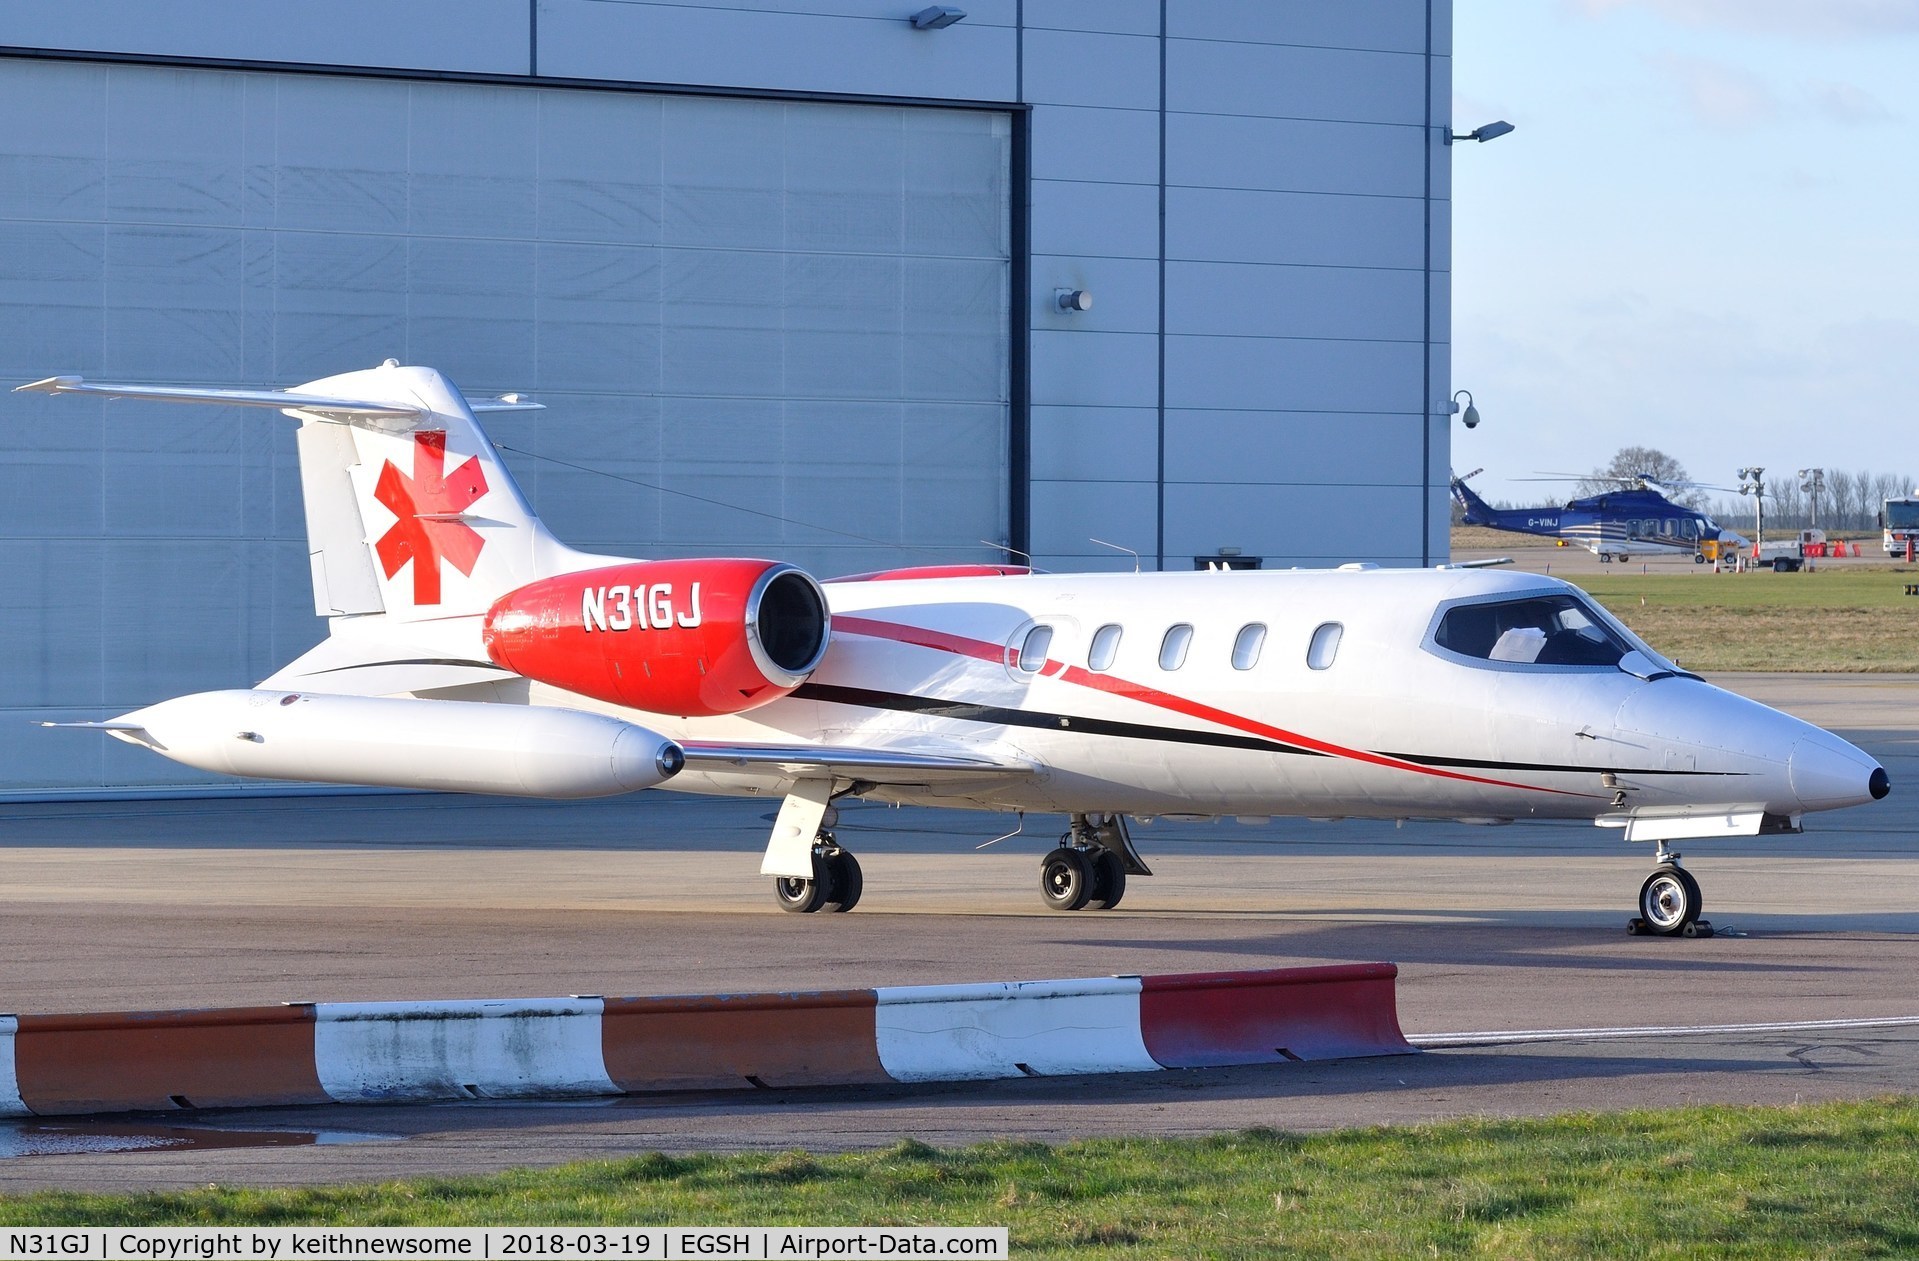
1, 673, 1915, 1191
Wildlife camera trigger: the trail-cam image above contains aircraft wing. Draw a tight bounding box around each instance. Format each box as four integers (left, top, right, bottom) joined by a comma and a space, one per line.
677, 740, 1036, 786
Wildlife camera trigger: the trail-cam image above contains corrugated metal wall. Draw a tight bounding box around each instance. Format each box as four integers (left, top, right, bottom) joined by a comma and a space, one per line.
0, 58, 1011, 794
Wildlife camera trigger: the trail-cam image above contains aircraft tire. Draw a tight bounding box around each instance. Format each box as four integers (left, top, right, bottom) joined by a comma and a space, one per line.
1040, 847, 1094, 911
824, 850, 863, 913
1084, 850, 1127, 911
1638, 865, 1702, 935
774, 852, 835, 914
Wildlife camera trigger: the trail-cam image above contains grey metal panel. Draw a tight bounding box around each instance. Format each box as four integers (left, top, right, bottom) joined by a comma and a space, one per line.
102, 224, 244, 379
1030, 179, 1160, 260
1, 0, 533, 75
1166, 113, 1424, 199
1029, 479, 1158, 559
0, 221, 106, 379
1030, 330, 1158, 409
1164, 335, 1423, 414
1163, 411, 1425, 487
539, 2, 1015, 102
1032, 256, 1159, 335
1168, 1, 1430, 54
406, 85, 540, 239
1022, 0, 1159, 36
1166, 187, 1425, 270
1030, 406, 1157, 481
1165, 262, 1424, 342
901, 402, 1007, 548
535, 91, 665, 245
406, 238, 539, 384
1162, 482, 1425, 562
0, 540, 106, 708
535, 243, 665, 395
517, 393, 663, 550
1018, 27, 1160, 110
1167, 39, 1425, 126
0, 59, 108, 222
1029, 104, 1159, 187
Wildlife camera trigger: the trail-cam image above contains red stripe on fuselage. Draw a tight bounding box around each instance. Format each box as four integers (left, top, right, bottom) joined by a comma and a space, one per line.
834, 615, 1592, 798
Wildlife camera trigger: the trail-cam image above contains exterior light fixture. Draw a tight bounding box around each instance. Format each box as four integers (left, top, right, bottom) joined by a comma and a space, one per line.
1055, 288, 1092, 313
1447, 120, 1515, 145
1451, 389, 1480, 429
910, 6, 966, 29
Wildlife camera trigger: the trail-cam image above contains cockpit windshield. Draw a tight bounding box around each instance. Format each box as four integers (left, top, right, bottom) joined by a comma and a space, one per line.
1434, 594, 1634, 668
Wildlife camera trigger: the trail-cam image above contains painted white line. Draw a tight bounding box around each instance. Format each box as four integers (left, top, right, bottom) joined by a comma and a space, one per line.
0, 1016, 26, 1117
1413, 1015, 1919, 1049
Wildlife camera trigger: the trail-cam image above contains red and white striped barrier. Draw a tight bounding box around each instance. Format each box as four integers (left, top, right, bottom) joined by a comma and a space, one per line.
0, 965, 1412, 1117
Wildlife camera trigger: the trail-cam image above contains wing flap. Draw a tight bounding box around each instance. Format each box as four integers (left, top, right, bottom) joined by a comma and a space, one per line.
677, 740, 1035, 784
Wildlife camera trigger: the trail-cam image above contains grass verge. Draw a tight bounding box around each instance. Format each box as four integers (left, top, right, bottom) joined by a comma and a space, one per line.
5, 1098, 1919, 1257
1572, 569, 1919, 672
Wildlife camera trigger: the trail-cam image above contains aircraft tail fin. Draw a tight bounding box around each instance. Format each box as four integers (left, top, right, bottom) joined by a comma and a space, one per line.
18, 361, 591, 625
1449, 470, 1497, 525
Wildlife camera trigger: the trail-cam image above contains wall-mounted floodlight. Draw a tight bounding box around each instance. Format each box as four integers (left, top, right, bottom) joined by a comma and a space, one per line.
1451, 388, 1480, 429
1055, 288, 1092, 313
910, 6, 966, 28
1447, 120, 1515, 145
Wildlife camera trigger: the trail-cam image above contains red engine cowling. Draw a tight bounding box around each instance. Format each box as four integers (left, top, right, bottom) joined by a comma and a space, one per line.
482, 559, 830, 717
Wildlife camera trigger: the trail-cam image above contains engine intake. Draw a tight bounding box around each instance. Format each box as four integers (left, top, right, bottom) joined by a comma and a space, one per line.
483, 559, 829, 716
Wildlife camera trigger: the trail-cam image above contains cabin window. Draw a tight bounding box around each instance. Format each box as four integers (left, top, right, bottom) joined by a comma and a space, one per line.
1159, 624, 1193, 671
1433, 595, 1631, 667
1015, 625, 1053, 674
1231, 623, 1266, 671
1087, 623, 1122, 672
1306, 622, 1342, 670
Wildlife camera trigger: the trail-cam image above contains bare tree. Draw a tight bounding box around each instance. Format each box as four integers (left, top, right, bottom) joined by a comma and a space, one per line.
1827, 469, 1860, 531
1578, 447, 1704, 506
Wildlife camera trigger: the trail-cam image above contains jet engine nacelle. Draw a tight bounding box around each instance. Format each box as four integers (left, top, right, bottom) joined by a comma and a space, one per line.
109, 690, 683, 798
481, 559, 831, 717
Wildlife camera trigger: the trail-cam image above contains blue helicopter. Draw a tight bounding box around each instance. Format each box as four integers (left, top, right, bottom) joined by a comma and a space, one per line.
1451, 469, 1748, 563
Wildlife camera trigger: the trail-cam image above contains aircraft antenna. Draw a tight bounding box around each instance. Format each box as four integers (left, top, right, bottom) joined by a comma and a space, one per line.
1088, 537, 1141, 572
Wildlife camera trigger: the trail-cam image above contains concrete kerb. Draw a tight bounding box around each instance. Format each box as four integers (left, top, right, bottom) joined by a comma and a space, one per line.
0, 964, 1415, 1119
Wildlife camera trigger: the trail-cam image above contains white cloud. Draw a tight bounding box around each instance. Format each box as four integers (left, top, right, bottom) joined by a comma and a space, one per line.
1573, 0, 1919, 38
1806, 80, 1897, 124
1654, 55, 1778, 129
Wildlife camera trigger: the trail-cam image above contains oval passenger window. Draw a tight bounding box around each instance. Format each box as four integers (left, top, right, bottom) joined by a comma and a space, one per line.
1231, 623, 1266, 671
1307, 622, 1343, 670
1087, 623, 1122, 672
1016, 624, 1053, 674
1159, 624, 1193, 671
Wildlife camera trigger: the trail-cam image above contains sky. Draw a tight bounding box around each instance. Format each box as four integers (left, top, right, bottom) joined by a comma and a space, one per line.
1449, 0, 1919, 506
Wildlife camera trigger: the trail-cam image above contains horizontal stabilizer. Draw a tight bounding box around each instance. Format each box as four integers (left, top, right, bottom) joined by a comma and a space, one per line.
13, 375, 544, 421
14, 376, 427, 420
37, 719, 148, 732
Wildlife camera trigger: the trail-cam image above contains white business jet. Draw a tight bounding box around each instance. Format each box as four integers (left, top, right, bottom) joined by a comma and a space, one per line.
16, 364, 1888, 935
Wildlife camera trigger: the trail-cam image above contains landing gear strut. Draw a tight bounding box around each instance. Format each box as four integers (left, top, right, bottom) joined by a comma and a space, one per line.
763, 781, 865, 914
1039, 813, 1150, 912
1629, 841, 1711, 938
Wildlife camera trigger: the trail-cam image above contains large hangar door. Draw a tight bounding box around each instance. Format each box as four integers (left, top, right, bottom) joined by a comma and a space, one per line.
0, 59, 1012, 795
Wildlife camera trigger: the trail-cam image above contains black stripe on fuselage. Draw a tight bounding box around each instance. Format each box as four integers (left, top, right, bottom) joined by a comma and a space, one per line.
793, 683, 1327, 758
1382, 751, 1749, 777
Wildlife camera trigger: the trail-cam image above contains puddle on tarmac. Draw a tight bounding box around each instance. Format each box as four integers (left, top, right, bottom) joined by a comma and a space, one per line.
0, 1120, 400, 1159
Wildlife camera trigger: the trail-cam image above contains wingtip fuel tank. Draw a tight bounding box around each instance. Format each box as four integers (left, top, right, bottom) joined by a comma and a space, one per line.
106, 690, 682, 798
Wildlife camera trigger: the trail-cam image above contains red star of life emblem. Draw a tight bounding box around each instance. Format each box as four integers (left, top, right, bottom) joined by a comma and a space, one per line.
372, 430, 488, 605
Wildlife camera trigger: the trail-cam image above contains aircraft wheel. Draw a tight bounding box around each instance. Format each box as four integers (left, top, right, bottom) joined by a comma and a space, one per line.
1638, 865, 1702, 935
1084, 850, 1128, 911
824, 850, 863, 913
774, 852, 835, 914
1599, 552, 1613, 563
1693, 553, 1706, 564
1040, 847, 1093, 911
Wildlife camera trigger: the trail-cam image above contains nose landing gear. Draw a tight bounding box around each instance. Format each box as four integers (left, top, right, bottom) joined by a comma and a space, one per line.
1629, 842, 1712, 937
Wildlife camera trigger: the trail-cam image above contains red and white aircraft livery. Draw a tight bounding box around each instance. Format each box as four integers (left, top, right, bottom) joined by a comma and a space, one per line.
18, 362, 1889, 934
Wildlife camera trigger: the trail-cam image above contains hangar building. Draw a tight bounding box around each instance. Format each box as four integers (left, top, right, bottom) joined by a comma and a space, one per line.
0, 1, 1455, 795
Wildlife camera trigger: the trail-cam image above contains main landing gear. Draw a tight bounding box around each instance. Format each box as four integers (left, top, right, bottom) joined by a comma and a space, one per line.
1040, 813, 1152, 912
1629, 841, 1712, 938
772, 831, 863, 915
